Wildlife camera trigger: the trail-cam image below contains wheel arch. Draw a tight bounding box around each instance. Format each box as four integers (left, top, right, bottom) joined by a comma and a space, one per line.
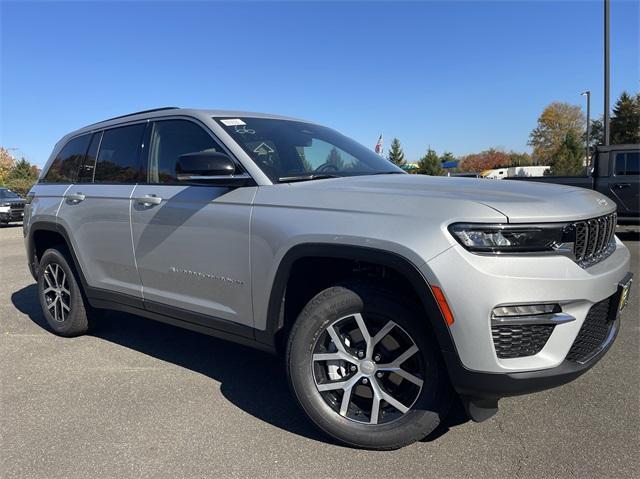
27, 221, 88, 287
256, 243, 458, 361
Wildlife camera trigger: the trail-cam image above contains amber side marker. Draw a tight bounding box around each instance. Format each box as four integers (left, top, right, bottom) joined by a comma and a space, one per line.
431, 286, 455, 326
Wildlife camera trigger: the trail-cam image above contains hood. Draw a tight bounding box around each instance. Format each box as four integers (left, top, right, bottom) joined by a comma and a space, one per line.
284, 174, 615, 223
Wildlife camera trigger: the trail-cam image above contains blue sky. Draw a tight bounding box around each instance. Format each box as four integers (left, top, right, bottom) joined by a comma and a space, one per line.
1, 0, 638, 166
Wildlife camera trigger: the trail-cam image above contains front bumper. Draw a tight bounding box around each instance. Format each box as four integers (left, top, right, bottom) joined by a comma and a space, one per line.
0, 210, 24, 222
446, 315, 620, 400
423, 236, 631, 375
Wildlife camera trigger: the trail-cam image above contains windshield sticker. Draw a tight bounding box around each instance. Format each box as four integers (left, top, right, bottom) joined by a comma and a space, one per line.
220, 118, 246, 126
253, 142, 275, 156
234, 125, 255, 135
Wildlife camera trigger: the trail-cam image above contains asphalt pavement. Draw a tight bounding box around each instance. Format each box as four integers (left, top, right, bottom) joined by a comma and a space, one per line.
1, 224, 638, 478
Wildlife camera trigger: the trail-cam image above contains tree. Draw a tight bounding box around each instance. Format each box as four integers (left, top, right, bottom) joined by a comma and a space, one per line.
548, 132, 585, 176
414, 148, 442, 176
439, 151, 456, 165
529, 102, 585, 164
0, 147, 16, 185
5, 157, 39, 196
325, 147, 344, 169
585, 117, 605, 149
458, 148, 511, 173
507, 151, 533, 167
387, 138, 405, 167
610, 91, 640, 144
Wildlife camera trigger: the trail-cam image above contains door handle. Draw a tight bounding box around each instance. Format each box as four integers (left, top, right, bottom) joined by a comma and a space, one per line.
135, 195, 162, 206
613, 183, 631, 189
65, 193, 85, 203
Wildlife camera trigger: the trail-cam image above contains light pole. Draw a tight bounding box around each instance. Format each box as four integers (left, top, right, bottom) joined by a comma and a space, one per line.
581, 90, 591, 165
604, 0, 610, 145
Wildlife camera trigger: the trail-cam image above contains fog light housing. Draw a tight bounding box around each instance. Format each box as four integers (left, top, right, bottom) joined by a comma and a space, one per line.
492, 304, 561, 318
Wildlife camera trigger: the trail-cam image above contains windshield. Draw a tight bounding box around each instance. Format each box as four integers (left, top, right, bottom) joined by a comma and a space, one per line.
0, 188, 20, 199
215, 117, 404, 182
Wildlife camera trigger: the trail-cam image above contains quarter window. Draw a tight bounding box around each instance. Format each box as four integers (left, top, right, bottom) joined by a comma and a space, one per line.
148, 120, 227, 183
77, 131, 102, 183
94, 124, 146, 183
614, 152, 639, 176
43, 134, 91, 183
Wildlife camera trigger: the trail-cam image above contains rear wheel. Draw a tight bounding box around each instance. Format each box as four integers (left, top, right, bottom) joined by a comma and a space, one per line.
286, 282, 451, 449
37, 247, 90, 337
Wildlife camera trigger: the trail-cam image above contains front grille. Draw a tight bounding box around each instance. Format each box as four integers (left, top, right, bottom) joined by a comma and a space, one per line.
9, 202, 25, 211
566, 296, 615, 362
572, 213, 616, 266
492, 324, 555, 359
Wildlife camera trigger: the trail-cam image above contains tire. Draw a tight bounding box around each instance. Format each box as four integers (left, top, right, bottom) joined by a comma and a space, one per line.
37, 247, 90, 337
286, 281, 451, 450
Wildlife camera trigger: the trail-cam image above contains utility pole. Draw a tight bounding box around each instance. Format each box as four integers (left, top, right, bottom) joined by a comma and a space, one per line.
581, 90, 591, 164
604, 0, 610, 145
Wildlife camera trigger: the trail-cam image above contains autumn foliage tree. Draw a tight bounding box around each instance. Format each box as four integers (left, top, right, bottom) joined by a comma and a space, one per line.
458, 148, 511, 173
528, 102, 585, 164
0, 147, 16, 185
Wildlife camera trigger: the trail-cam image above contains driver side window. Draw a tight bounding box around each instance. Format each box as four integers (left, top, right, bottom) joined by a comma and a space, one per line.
296, 139, 359, 172
148, 120, 226, 183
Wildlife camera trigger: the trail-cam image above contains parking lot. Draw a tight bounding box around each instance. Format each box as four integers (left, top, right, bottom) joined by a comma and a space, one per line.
0, 224, 638, 478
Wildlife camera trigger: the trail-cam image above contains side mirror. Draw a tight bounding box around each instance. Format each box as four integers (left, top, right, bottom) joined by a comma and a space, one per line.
176, 150, 236, 179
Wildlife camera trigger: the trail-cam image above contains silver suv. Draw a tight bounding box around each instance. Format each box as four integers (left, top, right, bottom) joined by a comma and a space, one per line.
24, 108, 633, 449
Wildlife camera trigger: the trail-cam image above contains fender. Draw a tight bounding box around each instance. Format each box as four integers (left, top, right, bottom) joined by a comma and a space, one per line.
255, 243, 459, 360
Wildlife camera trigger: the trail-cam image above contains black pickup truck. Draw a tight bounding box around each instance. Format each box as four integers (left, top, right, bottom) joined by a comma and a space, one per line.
509, 144, 639, 224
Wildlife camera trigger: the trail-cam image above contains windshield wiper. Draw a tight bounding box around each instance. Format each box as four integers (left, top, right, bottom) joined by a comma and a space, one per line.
278, 174, 341, 183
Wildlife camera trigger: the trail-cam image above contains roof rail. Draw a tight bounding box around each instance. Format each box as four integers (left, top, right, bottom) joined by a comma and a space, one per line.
88, 107, 180, 127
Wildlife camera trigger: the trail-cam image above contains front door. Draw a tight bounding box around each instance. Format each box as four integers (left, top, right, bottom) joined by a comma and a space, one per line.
130, 119, 255, 328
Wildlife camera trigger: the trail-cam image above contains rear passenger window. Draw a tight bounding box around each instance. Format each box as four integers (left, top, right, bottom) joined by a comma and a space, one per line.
94, 124, 146, 183
43, 134, 91, 183
614, 152, 639, 176
77, 131, 102, 183
148, 120, 227, 183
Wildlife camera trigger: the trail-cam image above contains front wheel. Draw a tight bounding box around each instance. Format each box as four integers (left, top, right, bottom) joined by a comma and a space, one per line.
286, 282, 451, 449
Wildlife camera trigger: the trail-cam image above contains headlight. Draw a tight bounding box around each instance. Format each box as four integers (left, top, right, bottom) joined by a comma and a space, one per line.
0, 206, 10, 213
448, 223, 574, 254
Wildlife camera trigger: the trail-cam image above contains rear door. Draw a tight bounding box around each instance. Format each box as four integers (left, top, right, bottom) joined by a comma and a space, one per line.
130, 118, 255, 329
56, 123, 146, 301
609, 150, 639, 216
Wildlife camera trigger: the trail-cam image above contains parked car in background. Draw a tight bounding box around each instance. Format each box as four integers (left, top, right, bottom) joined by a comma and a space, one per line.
23, 108, 633, 449
509, 145, 639, 223
0, 187, 26, 225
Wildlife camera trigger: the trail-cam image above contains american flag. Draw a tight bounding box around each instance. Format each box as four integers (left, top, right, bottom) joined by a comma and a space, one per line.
374, 134, 383, 156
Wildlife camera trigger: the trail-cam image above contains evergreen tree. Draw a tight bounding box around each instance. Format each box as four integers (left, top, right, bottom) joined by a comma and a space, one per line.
387, 138, 405, 167
415, 149, 442, 175
4, 157, 39, 196
610, 92, 640, 144
549, 132, 584, 176
439, 151, 456, 165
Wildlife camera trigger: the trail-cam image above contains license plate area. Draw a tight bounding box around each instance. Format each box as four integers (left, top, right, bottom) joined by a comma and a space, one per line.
617, 274, 633, 315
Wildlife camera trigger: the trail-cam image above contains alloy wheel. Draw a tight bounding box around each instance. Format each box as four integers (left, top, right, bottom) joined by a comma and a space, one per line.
43, 263, 71, 322
312, 313, 424, 425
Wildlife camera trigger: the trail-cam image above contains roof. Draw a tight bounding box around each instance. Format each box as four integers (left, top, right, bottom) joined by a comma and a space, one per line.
63, 107, 311, 141
596, 144, 639, 152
